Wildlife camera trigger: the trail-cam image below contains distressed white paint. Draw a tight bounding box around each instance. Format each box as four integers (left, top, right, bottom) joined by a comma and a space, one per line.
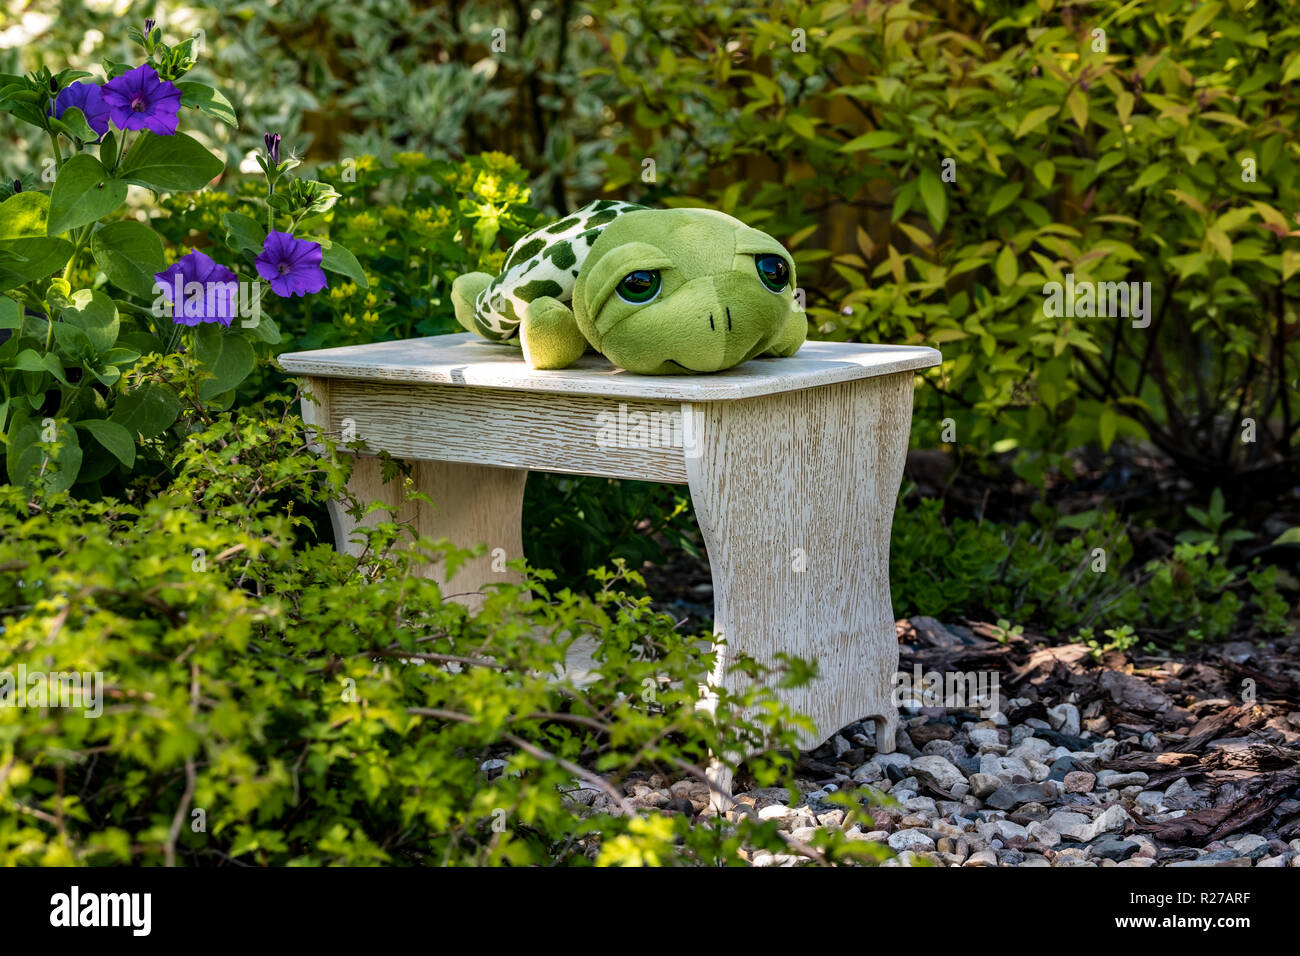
279, 331, 940, 402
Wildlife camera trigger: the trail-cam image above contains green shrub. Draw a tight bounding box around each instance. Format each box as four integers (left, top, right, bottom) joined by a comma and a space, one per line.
0, 400, 885, 866
157, 150, 543, 352
2, 23, 368, 503
16, 2, 1296, 495
587, 0, 1300, 494
889, 494, 1292, 646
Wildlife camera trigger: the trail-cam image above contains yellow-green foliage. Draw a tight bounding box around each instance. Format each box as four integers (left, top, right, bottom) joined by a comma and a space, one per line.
0, 400, 888, 866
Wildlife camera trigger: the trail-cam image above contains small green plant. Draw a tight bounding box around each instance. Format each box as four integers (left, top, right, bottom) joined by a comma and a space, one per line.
1076, 624, 1140, 660
1177, 488, 1254, 554
891, 495, 1293, 648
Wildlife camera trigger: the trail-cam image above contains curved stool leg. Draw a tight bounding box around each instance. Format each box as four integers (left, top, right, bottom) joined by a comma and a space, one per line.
685, 373, 914, 794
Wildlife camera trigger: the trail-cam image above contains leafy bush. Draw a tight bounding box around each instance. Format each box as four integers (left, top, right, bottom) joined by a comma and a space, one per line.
0, 401, 889, 866
15, 3, 1297, 498
889, 494, 1291, 647
1, 25, 361, 499
1, 0, 616, 204
155, 150, 542, 352
586, 0, 1300, 496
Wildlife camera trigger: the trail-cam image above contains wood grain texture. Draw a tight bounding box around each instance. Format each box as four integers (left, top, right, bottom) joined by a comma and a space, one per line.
317, 378, 690, 482
300, 378, 527, 612
685, 374, 913, 753
279, 332, 940, 402
325, 456, 527, 614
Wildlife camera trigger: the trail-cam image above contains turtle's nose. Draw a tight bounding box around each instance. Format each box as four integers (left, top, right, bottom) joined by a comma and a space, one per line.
706, 307, 733, 332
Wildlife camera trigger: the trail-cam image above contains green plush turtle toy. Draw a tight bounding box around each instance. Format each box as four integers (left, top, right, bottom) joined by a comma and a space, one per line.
451, 200, 807, 374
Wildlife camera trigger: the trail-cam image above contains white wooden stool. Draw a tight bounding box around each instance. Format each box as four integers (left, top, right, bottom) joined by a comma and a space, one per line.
280, 332, 939, 766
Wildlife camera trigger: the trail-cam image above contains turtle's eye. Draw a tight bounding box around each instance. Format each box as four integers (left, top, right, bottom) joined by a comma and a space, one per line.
615, 269, 662, 304
755, 254, 790, 293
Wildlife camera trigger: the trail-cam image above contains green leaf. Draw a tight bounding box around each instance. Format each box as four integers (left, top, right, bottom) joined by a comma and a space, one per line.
1182, 2, 1222, 41
1204, 227, 1232, 263
221, 212, 267, 256
110, 381, 182, 439
49, 105, 99, 143
48, 154, 127, 235
987, 182, 1022, 216
77, 418, 136, 468
1032, 160, 1055, 189
891, 180, 918, 222
247, 314, 280, 345
52, 320, 93, 361
995, 245, 1018, 287
842, 130, 901, 152
1098, 406, 1118, 451
0, 297, 18, 329
918, 167, 947, 231
119, 131, 224, 193
0, 237, 74, 291
1282, 53, 1300, 87
319, 240, 368, 289
6, 418, 81, 491
0, 190, 51, 239
90, 364, 121, 387
99, 347, 142, 366
175, 81, 238, 127
11, 348, 48, 373
11, 348, 69, 384
1016, 105, 1058, 138
194, 322, 255, 400
1129, 162, 1170, 192
90, 221, 166, 299
60, 288, 119, 353
786, 114, 816, 140
1066, 88, 1087, 132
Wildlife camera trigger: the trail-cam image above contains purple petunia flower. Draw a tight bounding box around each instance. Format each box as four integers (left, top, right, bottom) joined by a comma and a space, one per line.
53, 81, 111, 138
154, 249, 240, 326
255, 232, 327, 298
102, 64, 182, 136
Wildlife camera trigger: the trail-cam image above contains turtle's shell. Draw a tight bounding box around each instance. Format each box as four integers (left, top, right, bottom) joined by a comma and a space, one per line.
472, 199, 647, 341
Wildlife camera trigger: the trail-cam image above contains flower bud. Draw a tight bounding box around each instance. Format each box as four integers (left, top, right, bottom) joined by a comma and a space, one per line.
264, 132, 281, 165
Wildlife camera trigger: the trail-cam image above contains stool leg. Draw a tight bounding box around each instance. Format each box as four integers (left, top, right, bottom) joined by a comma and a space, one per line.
328, 456, 528, 612
684, 374, 913, 756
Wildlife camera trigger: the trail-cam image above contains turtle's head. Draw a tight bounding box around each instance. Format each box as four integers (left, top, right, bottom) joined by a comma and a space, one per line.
572, 208, 798, 374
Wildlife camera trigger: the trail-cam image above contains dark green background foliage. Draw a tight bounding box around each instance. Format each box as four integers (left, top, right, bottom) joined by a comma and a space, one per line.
9, 3, 1297, 492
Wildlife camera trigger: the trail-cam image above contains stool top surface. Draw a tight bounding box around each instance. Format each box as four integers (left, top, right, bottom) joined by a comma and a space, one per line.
278, 332, 941, 401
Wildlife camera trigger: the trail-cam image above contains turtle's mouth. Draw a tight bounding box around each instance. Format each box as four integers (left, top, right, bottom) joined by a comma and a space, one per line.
666, 359, 705, 373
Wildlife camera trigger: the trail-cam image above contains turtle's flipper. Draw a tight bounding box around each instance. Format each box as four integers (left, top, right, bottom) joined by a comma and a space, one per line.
520, 296, 586, 370
451, 272, 493, 335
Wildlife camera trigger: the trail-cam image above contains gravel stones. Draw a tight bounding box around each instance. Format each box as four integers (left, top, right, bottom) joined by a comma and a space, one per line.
909, 755, 966, 791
